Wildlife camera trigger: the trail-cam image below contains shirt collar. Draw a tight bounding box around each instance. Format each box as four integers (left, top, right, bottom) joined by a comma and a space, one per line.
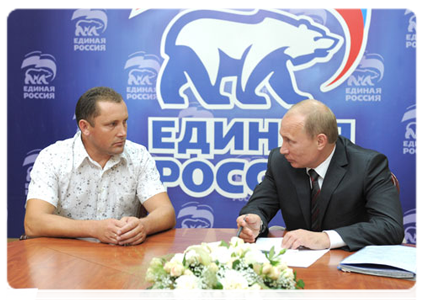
73, 131, 89, 169
306, 144, 336, 180
73, 131, 127, 169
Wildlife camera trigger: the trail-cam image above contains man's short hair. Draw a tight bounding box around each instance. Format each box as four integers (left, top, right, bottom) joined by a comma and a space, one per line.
290, 99, 339, 144
75, 87, 123, 128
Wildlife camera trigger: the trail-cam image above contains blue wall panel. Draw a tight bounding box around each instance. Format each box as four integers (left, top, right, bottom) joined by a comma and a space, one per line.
7, 9, 416, 243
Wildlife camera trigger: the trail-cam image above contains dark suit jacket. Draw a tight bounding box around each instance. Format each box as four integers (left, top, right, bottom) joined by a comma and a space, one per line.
240, 136, 404, 251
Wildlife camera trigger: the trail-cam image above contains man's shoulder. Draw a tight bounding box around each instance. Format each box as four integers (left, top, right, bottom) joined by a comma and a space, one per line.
338, 136, 387, 165
123, 139, 150, 159
32, 135, 78, 171
124, 139, 147, 151
338, 136, 381, 156
39, 134, 77, 155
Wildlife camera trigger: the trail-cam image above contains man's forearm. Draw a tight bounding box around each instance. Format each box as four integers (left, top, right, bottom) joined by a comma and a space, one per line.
140, 205, 176, 235
25, 213, 100, 239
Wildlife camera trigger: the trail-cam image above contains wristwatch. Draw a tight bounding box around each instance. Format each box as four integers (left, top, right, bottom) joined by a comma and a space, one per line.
259, 218, 265, 234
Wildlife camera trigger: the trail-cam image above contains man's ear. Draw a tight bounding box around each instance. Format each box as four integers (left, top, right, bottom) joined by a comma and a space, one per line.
78, 119, 91, 136
316, 133, 328, 150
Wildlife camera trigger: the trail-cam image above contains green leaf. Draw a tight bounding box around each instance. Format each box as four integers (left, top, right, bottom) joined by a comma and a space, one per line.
220, 240, 230, 248
214, 281, 223, 289
278, 248, 287, 255
232, 259, 241, 269
269, 246, 275, 259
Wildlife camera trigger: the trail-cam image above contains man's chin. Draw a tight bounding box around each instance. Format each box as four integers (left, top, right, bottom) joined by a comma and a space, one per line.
110, 145, 125, 155
288, 161, 303, 169
285, 157, 306, 169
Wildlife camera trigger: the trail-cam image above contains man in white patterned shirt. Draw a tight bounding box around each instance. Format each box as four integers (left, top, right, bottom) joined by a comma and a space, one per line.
24, 87, 176, 245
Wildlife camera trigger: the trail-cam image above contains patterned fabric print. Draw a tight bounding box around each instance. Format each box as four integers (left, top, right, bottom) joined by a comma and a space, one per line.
26, 132, 166, 220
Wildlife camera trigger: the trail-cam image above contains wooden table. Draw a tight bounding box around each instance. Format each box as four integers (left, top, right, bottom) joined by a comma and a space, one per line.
7, 228, 415, 290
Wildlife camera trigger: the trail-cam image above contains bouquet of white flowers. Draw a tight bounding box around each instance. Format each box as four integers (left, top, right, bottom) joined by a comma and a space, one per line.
146, 237, 304, 290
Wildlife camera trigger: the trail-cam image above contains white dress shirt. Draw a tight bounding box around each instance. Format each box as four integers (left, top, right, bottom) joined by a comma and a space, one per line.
27, 132, 166, 220
306, 145, 347, 249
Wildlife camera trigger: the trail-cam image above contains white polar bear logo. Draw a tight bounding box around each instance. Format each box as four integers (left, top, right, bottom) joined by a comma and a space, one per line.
158, 10, 344, 110
177, 18, 338, 92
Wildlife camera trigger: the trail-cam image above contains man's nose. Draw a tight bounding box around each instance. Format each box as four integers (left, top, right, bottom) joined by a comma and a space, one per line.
280, 145, 288, 155
117, 124, 127, 137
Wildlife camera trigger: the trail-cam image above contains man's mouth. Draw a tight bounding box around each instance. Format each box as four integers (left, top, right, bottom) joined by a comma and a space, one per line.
113, 140, 125, 147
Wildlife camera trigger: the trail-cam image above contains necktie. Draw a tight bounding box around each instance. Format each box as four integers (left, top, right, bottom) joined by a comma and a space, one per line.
308, 169, 321, 231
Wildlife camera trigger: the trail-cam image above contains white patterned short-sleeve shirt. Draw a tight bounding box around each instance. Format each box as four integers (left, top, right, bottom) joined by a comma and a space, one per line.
26, 132, 166, 220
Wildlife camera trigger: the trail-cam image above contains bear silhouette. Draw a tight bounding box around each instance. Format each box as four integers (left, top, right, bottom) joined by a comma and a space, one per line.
347, 53, 384, 86
128, 69, 157, 86
75, 20, 103, 36
158, 10, 343, 109
347, 72, 377, 86
25, 69, 53, 85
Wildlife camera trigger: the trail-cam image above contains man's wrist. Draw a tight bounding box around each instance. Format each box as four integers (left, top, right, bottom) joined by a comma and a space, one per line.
323, 230, 347, 249
87, 219, 103, 239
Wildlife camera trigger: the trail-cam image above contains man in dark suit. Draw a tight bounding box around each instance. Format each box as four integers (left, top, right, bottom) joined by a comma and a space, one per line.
237, 99, 404, 251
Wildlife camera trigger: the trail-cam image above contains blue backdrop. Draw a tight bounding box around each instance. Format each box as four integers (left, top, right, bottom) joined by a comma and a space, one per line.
7, 9, 416, 244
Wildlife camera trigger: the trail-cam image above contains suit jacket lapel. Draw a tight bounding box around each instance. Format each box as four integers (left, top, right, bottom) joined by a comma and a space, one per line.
318, 139, 348, 227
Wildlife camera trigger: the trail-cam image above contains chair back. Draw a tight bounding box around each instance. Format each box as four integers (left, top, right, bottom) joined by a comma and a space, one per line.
137, 204, 148, 218
391, 172, 400, 194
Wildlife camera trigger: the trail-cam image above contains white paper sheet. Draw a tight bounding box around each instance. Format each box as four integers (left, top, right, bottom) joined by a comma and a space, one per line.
255, 237, 329, 268
4, 288, 38, 300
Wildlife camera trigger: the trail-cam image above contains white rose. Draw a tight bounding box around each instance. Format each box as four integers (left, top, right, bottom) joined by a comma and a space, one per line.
210, 246, 233, 264
242, 243, 257, 253
164, 261, 184, 277
183, 269, 193, 276
281, 268, 295, 280
220, 269, 249, 290
174, 274, 202, 289
262, 263, 272, 274
276, 261, 288, 271
244, 249, 268, 265
205, 241, 222, 252
201, 242, 216, 253
233, 244, 250, 257
230, 237, 244, 248
170, 253, 184, 265
170, 263, 185, 277
145, 268, 156, 282
184, 249, 200, 265
269, 266, 281, 280
252, 263, 262, 275
208, 262, 219, 273
150, 257, 163, 267
184, 245, 212, 265
163, 262, 172, 273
